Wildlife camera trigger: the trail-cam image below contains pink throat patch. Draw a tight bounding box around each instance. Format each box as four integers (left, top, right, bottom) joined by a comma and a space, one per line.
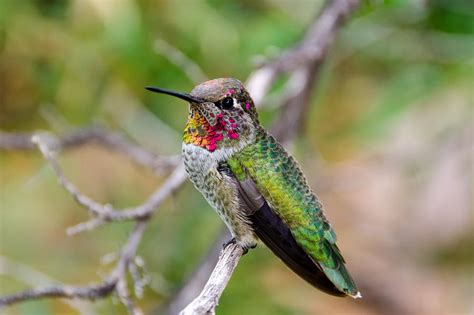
185, 112, 239, 152
205, 114, 239, 151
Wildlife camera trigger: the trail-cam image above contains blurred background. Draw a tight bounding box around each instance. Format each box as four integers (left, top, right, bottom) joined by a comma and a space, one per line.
0, 0, 473, 314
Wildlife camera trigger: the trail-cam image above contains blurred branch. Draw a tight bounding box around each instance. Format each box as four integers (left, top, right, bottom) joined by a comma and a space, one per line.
0, 222, 147, 315
270, 62, 321, 146
0, 133, 185, 314
154, 38, 208, 84
66, 162, 186, 234
264, 0, 359, 74
247, 0, 359, 105
29, 132, 186, 233
0, 256, 96, 315
0, 127, 180, 174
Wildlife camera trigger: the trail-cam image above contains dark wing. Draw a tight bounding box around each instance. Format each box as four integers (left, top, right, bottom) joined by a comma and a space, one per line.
219, 162, 344, 296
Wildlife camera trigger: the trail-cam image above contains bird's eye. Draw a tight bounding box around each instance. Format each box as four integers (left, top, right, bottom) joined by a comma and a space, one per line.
219, 97, 234, 110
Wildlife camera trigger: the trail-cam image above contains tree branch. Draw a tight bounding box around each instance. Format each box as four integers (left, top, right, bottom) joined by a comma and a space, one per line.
160, 229, 230, 315
154, 38, 209, 84
179, 243, 244, 315
28, 132, 186, 234
246, 0, 359, 105
0, 221, 147, 315
0, 256, 96, 314
1, 132, 181, 313
0, 281, 116, 307
0, 127, 179, 174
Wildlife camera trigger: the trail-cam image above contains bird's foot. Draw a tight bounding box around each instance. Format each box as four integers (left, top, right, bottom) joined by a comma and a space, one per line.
242, 243, 257, 255
222, 238, 256, 255
222, 237, 237, 249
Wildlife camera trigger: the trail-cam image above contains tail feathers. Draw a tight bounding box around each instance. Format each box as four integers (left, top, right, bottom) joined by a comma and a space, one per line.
250, 202, 345, 297
319, 241, 361, 298
248, 200, 362, 298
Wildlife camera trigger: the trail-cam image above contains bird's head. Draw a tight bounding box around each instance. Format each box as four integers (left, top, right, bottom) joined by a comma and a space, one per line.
146, 78, 259, 152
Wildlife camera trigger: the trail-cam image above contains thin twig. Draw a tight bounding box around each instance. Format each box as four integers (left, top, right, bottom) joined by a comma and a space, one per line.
0, 221, 147, 314
112, 221, 148, 315
0, 256, 96, 315
0, 281, 116, 307
0, 133, 159, 314
66, 164, 187, 234
0, 127, 179, 173
154, 38, 208, 84
247, 0, 359, 105
30, 132, 186, 234
263, 0, 359, 74
270, 60, 322, 146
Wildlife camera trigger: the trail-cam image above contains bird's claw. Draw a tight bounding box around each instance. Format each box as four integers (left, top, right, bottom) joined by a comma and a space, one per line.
222, 237, 237, 249
242, 243, 257, 255
223, 238, 257, 255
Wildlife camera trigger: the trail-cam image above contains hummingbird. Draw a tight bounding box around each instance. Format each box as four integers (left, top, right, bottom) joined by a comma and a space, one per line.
146, 78, 360, 298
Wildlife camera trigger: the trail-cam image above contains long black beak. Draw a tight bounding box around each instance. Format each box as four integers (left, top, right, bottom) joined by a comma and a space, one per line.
145, 86, 204, 103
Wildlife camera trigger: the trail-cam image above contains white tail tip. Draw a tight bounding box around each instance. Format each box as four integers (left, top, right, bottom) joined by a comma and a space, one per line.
351, 291, 363, 299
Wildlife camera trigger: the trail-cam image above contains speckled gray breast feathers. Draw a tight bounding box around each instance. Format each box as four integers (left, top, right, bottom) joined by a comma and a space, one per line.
182, 143, 257, 248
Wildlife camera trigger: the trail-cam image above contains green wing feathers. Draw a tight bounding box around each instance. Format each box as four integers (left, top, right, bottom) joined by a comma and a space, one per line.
231, 129, 360, 297
319, 241, 359, 297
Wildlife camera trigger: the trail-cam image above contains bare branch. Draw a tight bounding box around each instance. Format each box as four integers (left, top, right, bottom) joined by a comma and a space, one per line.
66, 163, 187, 233
0, 127, 179, 174
247, 0, 359, 105
112, 222, 148, 315
105, 163, 187, 220
32, 133, 117, 219
0, 221, 147, 314
0, 132, 37, 150
264, 0, 359, 74
67, 218, 110, 235
0, 256, 96, 314
179, 243, 244, 315
270, 60, 321, 145
30, 133, 186, 232
161, 229, 230, 315
0, 281, 116, 307
1, 132, 172, 313
129, 256, 150, 299
154, 38, 208, 84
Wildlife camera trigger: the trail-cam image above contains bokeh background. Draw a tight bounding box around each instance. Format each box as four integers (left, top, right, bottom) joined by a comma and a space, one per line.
1, 0, 473, 314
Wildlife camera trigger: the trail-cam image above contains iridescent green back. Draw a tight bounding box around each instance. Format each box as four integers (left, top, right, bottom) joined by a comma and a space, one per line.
228, 127, 358, 296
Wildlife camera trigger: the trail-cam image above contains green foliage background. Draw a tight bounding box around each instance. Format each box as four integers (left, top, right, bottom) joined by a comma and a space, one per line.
1, 0, 473, 314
